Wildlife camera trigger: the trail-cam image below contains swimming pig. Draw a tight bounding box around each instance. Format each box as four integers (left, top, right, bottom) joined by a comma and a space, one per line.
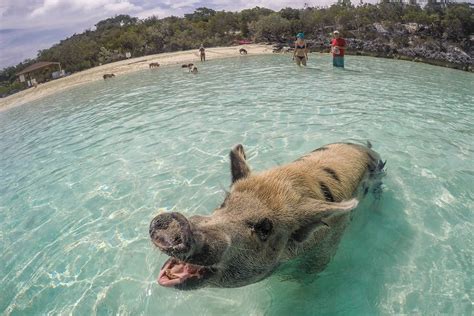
149, 142, 385, 290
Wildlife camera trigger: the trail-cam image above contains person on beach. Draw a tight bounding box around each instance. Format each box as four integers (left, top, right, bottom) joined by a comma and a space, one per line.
293, 33, 308, 66
331, 30, 346, 68
199, 44, 206, 62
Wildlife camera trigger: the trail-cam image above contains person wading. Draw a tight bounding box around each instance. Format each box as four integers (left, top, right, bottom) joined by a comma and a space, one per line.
331, 30, 346, 68
199, 44, 206, 62
293, 33, 308, 66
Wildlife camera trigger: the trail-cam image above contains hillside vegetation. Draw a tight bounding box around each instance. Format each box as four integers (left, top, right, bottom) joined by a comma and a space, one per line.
1, 2, 472, 96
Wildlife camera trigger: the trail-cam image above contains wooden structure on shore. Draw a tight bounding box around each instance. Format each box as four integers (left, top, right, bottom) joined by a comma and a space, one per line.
16, 62, 63, 87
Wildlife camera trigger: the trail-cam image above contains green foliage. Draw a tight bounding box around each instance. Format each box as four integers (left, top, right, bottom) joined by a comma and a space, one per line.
95, 14, 138, 31
250, 14, 292, 42
98, 47, 113, 64
116, 30, 146, 53
0, 85, 8, 95
0, 81, 24, 97
442, 4, 473, 39
239, 7, 275, 37
1, 4, 472, 93
279, 7, 300, 20
185, 7, 216, 22
0, 66, 18, 83
209, 11, 239, 36
338, 0, 353, 8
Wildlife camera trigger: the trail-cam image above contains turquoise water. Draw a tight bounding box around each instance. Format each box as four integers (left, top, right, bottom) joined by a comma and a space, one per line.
0, 54, 472, 315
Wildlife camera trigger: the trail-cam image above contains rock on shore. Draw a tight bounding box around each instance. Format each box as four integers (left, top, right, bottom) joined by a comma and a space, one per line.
275, 22, 473, 72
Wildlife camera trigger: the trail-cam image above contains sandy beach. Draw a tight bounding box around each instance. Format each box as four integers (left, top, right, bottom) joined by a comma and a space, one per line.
0, 44, 273, 111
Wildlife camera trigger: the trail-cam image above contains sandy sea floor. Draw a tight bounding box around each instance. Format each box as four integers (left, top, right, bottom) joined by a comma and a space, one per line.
0, 44, 273, 111
1, 55, 472, 314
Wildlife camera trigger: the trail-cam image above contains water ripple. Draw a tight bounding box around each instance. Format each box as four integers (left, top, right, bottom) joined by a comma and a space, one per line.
0, 55, 473, 315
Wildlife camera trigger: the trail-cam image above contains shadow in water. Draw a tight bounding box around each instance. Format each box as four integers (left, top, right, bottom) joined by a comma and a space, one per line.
303, 67, 321, 71
328, 67, 363, 73
263, 187, 414, 315
341, 68, 362, 73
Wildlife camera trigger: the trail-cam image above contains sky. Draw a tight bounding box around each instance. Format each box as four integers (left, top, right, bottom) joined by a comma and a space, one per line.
0, 0, 470, 69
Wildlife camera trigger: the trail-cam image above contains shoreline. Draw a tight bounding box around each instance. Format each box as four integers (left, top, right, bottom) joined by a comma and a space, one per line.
0, 44, 273, 112
1, 44, 471, 112
344, 51, 473, 72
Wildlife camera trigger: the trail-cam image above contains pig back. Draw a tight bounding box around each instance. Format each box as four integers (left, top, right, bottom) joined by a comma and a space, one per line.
283, 143, 379, 202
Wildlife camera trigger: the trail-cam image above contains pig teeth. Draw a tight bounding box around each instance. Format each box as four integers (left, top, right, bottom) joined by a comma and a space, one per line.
165, 270, 178, 279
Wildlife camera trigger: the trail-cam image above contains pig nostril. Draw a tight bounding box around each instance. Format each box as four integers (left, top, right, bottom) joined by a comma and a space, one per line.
150, 215, 173, 230
153, 232, 188, 251
149, 212, 195, 256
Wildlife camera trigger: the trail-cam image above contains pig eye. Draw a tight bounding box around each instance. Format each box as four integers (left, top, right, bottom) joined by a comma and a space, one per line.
252, 218, 273, 241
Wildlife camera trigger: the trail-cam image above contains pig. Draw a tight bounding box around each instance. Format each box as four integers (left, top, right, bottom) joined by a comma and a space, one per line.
103, 73, 115, 79
149, 142, 386, 290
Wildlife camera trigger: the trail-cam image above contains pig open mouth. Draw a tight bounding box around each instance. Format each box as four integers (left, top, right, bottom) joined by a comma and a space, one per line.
158, 258, 203, 286
158, 257, 214, 288
149, 211, 218, 288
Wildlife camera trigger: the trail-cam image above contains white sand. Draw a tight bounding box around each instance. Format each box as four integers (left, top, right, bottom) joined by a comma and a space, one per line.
0, 44, 273, 111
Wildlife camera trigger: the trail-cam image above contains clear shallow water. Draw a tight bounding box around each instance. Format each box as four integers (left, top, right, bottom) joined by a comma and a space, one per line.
0, 54, 473, 315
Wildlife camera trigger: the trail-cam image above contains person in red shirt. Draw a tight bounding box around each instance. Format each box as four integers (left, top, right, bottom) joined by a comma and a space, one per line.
331, 30, 346, 68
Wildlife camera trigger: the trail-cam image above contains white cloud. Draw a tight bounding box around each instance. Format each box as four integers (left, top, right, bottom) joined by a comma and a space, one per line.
159, 0, 202, 10
30, 0, 142, 18
136, 6, 179, 19
172, 0, 201, 9
30, 0, 60, 17
207, 0, 338, 11
104, 1, 140, 12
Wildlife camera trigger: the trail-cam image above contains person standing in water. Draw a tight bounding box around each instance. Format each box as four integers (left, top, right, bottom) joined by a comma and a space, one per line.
331, 30, 346, 68
293, 33, 308, 66
199, 44, 206, 62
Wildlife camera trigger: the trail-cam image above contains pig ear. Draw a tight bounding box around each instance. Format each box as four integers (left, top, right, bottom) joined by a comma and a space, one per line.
290, 198, 358, 243
229, 144, 251, 183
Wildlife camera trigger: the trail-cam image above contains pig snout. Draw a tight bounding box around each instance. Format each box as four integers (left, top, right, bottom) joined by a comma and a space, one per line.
149, 212, 195, 259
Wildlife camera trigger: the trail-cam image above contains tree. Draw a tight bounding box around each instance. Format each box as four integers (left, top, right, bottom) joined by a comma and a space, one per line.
338, 0, 353, 8
209, 11, 239, 36
95, 15, 138, 31
279, 7, 300, 20
250, 14, 291, 42
116, 30, 146, 54
238, 7, 274, 38
442, 4, 473, 39
185, 7, 216, 22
